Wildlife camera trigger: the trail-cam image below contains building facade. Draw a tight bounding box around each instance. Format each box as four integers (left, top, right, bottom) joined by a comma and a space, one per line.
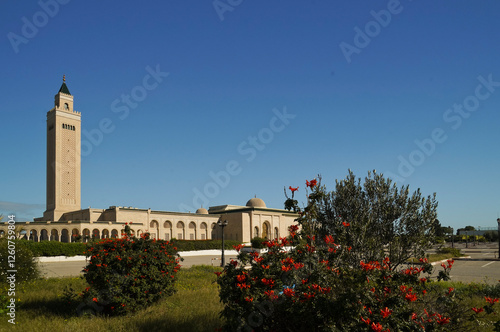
1, 78, 298, 243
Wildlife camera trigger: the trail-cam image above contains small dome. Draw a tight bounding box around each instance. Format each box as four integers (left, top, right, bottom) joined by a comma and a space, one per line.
246, 197, 266, 208
196, 207, 209, 214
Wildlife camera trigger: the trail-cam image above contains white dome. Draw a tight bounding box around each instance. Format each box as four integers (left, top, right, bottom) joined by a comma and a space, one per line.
246, 197, 266, 208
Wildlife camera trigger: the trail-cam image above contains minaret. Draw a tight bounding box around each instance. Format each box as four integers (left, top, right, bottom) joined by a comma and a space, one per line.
42, 76, 81, 221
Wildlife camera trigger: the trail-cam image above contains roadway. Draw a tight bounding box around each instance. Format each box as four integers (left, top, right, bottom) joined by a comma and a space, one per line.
38, 247, 500, 285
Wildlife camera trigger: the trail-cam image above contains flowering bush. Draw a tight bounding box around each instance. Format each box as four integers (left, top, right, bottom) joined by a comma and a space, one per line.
217, 178, 498, 331
81, 225, 180, 315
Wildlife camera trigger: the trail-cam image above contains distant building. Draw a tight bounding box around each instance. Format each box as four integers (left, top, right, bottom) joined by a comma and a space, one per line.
1, 78, 298, 243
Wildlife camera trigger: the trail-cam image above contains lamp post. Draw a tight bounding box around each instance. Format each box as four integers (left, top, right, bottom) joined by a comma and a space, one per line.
218, 218, 228, 267
497, 218, 500, 259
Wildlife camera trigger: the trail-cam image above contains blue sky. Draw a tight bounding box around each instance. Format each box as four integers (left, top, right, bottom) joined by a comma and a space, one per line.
1, 0, 499, 231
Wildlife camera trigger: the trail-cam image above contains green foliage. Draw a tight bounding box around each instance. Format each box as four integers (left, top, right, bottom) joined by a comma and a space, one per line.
81, 227, 180, 316
216, 175, 499, 331
0, 239, 40, 284
437, 247, 462, 257
172, 239, 241, 251
484, 231, 499, 242
250, 237, 266, 249
18, 239, 87, 256
312, 170, 438, 269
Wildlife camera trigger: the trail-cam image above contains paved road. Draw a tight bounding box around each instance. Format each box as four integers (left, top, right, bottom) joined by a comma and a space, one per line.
39, 247, 500, 285
38, 253, 238, 278
428, 248, 500, 284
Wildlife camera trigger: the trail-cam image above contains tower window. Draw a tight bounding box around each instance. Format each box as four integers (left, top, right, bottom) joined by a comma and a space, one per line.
64, 103, 69, 110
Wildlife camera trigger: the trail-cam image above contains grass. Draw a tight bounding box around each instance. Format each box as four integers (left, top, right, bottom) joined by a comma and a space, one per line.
0, 265, 224, 332
2, 265, 500, 331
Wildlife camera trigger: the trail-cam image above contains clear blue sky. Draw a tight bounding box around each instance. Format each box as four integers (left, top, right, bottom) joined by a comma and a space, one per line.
1, 0, 499, 231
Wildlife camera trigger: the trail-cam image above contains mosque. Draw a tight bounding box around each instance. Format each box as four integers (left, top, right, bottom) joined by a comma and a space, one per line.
0, 78, 298, 243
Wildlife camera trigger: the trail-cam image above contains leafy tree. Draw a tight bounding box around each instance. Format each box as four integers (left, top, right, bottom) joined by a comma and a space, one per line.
295, 170, 438, 270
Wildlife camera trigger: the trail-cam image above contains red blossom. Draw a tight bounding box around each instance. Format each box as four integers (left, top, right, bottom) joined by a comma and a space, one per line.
306, 179, 317, 188
244, 297, 253, 302
472, 307, 484, 314
236, 274, 246, 282
283, 288, 295, 297
485, 296, 499, 304
370, 322, 384, 332
436, 314, 450, 325
380, 307, 392, 319
342, 221, 350, 227
233, 244, 245, 252
361, 316, 371, 325
289, 186, 299, 192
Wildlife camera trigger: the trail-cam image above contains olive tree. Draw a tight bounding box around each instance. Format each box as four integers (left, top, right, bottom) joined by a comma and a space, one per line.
303, 170, 438, 270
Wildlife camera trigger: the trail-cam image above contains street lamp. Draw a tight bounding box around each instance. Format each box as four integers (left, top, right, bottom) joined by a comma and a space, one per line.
218, 218, 228, 267
497, 218, 500, 258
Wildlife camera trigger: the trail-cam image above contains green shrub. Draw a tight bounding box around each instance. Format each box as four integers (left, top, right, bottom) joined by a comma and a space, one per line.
172, 239, 241, 251
437, 247, 462, 257
0, 239, 39, 284
0, 239, 40, 315
81, 228, 180, 316
216, 178, 499, 331
250, 237, 266, 249
18, 240, 87, 256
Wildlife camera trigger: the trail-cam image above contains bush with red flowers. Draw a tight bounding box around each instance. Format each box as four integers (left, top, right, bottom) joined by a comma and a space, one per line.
80, 225, 180, 316
217, 177, 499, 331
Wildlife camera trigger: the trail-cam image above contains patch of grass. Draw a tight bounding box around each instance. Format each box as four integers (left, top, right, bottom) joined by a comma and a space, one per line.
0, 265, 223, 332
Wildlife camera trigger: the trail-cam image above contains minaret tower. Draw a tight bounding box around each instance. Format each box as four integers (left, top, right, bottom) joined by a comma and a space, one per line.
42, 76, 81, 221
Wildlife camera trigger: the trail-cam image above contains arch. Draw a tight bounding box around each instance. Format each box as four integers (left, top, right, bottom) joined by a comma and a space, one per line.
50, 229, 59, 241
92, 228, 100, 240
40, 229, 49, 241
176, 221, 185, 240
211, 222, 218, 240
71, 228, 80, 242
150, 220, 159, 239
200, 222, 208, 240
188, 222, 197, 240
61, 229, 70, 243
102, 229, 110, 239
163, 220, 172, 241
29, 229, 39, 242
111, 229, 119, 238
254, 226, 259, 238
274, 227, 279, 240
82, 228, 90, 243
262, 221, 271, 239
0, 230, 5, 238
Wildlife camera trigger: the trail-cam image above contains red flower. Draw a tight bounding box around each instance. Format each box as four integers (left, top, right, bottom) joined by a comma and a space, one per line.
283, 288, 295, 297
436, 314, 450, 325
485, 297, 499, 304
233, 244, 245, 252
92, 297, 98, 302
361, 316, 371, 325
370, 322, 384, 332
405, 292, 417, 302
236, 274, 246, 282
244, 297, 253, 302
289, 186, 299, 192
380, 307, 392, 319
472, 307, 484, 314
306, 179, 317, 188
342, 221, 350, 227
